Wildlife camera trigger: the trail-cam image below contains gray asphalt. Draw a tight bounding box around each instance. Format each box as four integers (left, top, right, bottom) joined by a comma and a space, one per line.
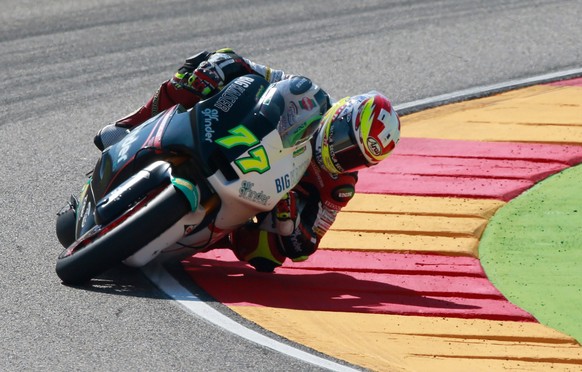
1, 0, 581, 371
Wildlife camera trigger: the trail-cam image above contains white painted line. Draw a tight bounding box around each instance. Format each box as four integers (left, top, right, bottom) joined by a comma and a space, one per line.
394, 67, 582, 114
142, 67, 582, 372
142, 258, 361, 372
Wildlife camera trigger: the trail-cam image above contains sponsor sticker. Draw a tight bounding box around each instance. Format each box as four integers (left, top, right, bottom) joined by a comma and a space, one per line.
214, 76, 254, 112
238, 180, 270, 206
332, 185, 355, 203
201, 108, 219, 143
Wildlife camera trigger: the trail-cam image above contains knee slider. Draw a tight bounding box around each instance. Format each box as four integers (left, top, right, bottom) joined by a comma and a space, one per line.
231, 227, 286, 272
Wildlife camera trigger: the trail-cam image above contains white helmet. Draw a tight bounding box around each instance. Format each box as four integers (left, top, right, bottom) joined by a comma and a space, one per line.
315, 92, 400, 174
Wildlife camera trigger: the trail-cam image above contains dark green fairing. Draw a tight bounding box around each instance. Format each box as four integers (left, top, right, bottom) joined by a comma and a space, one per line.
191, 74, 273, 180
77, 74, 274, 238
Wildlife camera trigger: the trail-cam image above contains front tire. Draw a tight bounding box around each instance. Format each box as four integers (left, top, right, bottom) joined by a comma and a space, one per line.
55, 185, 190, 285
56, 206, 77, 248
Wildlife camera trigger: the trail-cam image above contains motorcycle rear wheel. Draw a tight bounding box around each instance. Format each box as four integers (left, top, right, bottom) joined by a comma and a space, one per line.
55, 185, 190, 285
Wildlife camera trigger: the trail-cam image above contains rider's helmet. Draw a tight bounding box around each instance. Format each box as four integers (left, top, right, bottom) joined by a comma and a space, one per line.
314, 92, 400, 174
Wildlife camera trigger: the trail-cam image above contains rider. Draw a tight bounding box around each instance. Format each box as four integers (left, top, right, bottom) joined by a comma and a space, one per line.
94, 48, 401, 272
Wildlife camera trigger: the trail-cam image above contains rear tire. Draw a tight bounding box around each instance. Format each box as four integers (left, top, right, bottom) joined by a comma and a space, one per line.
55, 186, 190, 285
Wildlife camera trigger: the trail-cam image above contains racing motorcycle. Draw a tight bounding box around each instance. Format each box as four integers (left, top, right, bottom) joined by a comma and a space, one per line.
55, 74, 321, 284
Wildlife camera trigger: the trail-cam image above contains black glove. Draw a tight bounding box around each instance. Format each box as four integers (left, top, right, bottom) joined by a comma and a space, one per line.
206, 48, 253, 82
172, 48, 252, 97
173, 60, 225, 97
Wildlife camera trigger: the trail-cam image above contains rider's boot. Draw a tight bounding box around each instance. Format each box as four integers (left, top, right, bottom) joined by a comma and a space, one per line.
93, 76, 204, 151
93, 51, 241, 151
93, 124, 130, 151
230, 225, 287, 272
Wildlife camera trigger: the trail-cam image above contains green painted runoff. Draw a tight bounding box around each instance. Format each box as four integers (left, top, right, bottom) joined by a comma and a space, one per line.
480, 164, 582, 343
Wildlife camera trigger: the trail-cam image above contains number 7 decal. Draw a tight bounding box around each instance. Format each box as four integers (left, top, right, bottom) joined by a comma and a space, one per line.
235, 146, 270, 174
216, 124, 271, 174
215, 125, 259, 148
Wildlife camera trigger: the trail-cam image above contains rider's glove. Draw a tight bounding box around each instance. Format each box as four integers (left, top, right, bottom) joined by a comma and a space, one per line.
175, 60, 225, 97
172, 48, 253, 98
274, 191, 299, 236
207, 48, 253, 82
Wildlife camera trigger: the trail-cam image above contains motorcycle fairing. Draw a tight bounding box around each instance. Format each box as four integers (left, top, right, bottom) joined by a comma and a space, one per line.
191, 74, 272, 180
73, 74, 313, 252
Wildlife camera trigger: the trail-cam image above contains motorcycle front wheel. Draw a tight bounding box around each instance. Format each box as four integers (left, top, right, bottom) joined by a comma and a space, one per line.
55, 185, 190, 285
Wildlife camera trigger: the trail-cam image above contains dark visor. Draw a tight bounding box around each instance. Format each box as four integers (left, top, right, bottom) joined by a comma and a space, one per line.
330, 115, 370, 173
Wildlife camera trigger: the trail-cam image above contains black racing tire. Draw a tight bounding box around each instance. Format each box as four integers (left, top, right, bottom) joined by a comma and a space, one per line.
56, 207, 77, 248
55, 185, 190, 285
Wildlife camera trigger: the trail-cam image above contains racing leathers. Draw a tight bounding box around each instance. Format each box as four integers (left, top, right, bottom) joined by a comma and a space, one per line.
98, 48, 357, 272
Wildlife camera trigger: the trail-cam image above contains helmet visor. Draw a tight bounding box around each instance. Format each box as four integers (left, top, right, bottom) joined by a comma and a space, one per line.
329, 116, 369, 173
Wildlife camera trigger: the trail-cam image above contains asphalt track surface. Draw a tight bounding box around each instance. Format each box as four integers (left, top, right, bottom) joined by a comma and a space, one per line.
1, 1, 582, 371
